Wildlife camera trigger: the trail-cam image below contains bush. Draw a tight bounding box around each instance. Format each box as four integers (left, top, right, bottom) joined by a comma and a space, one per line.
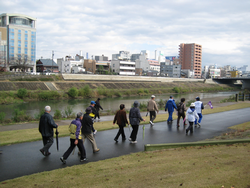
137, 89, 144, 95
0, 112, 6, 123
68, 87, 78, 98
12, 109, 32, 122
144, 89, 149, 94
81, 85, 91, 97
38, 91, 61, 100
173, 87, 181, 93
17, 88, 28, 98
157, 99, 166, 109
65, 106, 73, 117
54, 109, 62, 119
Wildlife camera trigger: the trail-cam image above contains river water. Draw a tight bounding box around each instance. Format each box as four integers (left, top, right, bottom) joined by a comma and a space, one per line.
0, 91, 238, 119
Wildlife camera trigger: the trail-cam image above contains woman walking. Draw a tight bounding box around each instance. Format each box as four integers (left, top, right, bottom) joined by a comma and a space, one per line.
113, 104, 129, 142
129, 101, 145, 144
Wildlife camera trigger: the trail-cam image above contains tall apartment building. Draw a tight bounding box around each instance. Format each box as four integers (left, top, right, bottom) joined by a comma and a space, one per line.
179, 43, 202, 78
0, 13, 36, 72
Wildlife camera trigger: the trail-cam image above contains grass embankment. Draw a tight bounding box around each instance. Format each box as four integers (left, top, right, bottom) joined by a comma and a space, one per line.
1, 102, 250, 146
1, 126, 250, 187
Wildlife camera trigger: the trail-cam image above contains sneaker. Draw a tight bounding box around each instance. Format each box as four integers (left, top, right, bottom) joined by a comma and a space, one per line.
60, 157, 66, 164
177, 124, 180, 127
131, 141, 137, 144
194, 124, 197, 127
80, 158, 88, 162
93, 149, 100, 153
128, 138, 132, 141
93, 130, 97, 135
149, 121, 153, 125
198, 123, 201, 127
46, 152, 51, 156
98, 118, 100, 121
40, 149, 46, 156
114, 138, 118, 142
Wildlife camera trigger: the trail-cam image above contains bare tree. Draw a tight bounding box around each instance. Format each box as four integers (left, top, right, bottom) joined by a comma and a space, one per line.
9, 54, 33, 72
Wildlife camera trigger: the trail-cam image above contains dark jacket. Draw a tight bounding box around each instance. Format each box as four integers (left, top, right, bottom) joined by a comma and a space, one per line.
89, 105, 97, 115
81, 113, 93, 134
113, 109, 128, 127
95, 100, 103, 111
177, 102, 186, 114
129, 107, 143, 125
39, 112, 57, 137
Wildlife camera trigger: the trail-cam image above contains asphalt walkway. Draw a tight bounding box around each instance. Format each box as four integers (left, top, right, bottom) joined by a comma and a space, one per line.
1, 108, 250, 182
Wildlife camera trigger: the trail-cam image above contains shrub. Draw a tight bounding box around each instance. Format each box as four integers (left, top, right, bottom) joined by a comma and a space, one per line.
54, 109, 62, 119
137, 89, 144, 95
68, 87, 78, 98
65, 106, 73, 117
17, 88, 28, 98
114, 91, 122, 97
157, 99, 166, 109
38, 91, 61, 100
82, 85, 91, 97
0, 112, 6, 123
12, 109, 32, 122
173, 87, 181, 93
144, 89, 149, 94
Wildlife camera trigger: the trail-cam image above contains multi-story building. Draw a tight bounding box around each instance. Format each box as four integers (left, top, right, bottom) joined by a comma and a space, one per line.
160, 63, 181, 78
179, 43, 202, 78
0, 13, 36, 72
111, 60, 135, 75
95, 55, 108, 61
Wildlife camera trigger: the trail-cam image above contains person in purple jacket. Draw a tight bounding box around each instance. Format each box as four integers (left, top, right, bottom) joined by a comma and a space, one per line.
60, 112, 87, 164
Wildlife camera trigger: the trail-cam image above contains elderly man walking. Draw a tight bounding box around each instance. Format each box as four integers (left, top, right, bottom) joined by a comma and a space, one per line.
165, 96, 177, 123
39, 106, 58, 156
147, 95, 159, 126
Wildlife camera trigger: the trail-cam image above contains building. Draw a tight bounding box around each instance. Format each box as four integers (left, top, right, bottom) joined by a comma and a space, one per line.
112, 51, 130, 60
179, 43, 202, 78
111, 60, 135, 75
36, 59, 58, 73
160, 62, 181, 77
209, 69, 221, 78
237, 65, 248, 74
57, 54, 84, 73
95, 55, 108, 61
0, 13, 36, 72
84, 59, 96, 73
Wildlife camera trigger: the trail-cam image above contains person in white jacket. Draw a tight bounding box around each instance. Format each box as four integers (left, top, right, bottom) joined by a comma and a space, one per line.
185, 103, 199, 134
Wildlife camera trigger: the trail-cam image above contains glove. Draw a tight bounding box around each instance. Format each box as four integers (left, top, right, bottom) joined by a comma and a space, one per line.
165, 109, 167, 111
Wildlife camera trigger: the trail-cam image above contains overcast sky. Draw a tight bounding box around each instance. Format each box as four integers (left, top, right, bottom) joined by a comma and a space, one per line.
1, 0, 250, 70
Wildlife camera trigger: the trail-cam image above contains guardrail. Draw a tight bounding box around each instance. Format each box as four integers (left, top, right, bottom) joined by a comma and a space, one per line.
236, 93, 250, 101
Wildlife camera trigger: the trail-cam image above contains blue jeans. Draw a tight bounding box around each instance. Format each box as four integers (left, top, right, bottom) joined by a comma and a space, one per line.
195, 113, 203, 124
167, 111, 174, 122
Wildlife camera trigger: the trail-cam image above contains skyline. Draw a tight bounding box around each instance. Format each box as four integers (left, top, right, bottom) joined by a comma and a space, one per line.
1, 0, 250, 70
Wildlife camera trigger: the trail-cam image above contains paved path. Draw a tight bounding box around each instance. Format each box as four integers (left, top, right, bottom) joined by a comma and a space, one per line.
0, 108, 250, 182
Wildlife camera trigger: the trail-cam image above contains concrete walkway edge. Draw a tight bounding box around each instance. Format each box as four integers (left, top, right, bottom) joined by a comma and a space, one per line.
144, 139, 250, 151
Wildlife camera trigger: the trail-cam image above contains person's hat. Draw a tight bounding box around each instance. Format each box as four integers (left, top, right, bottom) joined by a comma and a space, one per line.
97, 98, 101, 100
170, 95, 173, 98
91, 101, 96, 104
85, 107, 92, 113
133, 101, 139, 107
190, 103, 195, 107
195, 96, 200, 100
151, 95, 155, 98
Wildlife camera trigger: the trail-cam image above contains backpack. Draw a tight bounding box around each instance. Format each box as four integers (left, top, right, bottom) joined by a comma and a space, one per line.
177, 103, 183, 113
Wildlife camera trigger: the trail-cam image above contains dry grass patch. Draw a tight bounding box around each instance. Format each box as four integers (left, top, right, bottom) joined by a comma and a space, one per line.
1, 143, 250, 187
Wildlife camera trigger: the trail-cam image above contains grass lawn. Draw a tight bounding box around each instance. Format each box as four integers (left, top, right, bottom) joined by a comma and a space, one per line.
1, 102, 250, 146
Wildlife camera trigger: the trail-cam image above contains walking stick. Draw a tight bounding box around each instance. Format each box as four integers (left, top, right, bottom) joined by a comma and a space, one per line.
55, 128, 59, 151
142, 124, 145, 141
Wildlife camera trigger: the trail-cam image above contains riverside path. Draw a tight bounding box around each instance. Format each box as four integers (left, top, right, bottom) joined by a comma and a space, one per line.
0, 108, 250, 182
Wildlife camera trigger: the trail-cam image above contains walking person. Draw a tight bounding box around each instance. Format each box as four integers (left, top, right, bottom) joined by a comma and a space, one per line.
39, 106, 58, 156
147, 95, 159, 126
89, 101, 97, 134
60, 112, 87, 164
185, 103, 199, 134
81, 107, 100, 153
194, 96, 204, 127
113, 104, 129, 142
165, 96, 177, 123
94, 98, 103, 121
129, 101, 145, 144
177, 98, 187, 127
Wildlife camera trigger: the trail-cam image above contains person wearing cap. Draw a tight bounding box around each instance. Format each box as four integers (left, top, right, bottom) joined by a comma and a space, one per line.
194, 96, 204, 127
60, 112, 87, 164
89, 101, 97, 134
185, 103, 199, 134
147, 95, 159, 126
94, 98, 103, 121
129, 101, 145, 144
39, 106, 58, 156
165, 96, 177, 123
81, 107, 100, 153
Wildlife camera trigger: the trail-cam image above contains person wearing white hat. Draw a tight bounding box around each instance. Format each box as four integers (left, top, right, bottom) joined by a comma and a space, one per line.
185, 103, 199, 134
147, 95, 159, 126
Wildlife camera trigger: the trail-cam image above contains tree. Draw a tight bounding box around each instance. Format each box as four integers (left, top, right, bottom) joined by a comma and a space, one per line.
9, 54, 33, 72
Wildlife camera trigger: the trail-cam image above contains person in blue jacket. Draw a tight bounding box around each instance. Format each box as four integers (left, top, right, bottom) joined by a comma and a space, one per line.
165, 96, 177, 123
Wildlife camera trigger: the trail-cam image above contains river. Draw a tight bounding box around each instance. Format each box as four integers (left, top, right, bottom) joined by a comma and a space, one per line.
0, 91, 238, 119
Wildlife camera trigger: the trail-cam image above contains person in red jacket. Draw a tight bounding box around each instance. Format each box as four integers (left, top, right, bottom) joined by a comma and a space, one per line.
113, 104, 129, 142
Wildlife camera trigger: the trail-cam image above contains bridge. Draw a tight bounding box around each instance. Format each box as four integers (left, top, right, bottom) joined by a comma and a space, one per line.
212, 77, 250, 89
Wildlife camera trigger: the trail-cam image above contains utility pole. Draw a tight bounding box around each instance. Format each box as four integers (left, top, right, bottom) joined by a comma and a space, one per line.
52, 50, 54, 73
